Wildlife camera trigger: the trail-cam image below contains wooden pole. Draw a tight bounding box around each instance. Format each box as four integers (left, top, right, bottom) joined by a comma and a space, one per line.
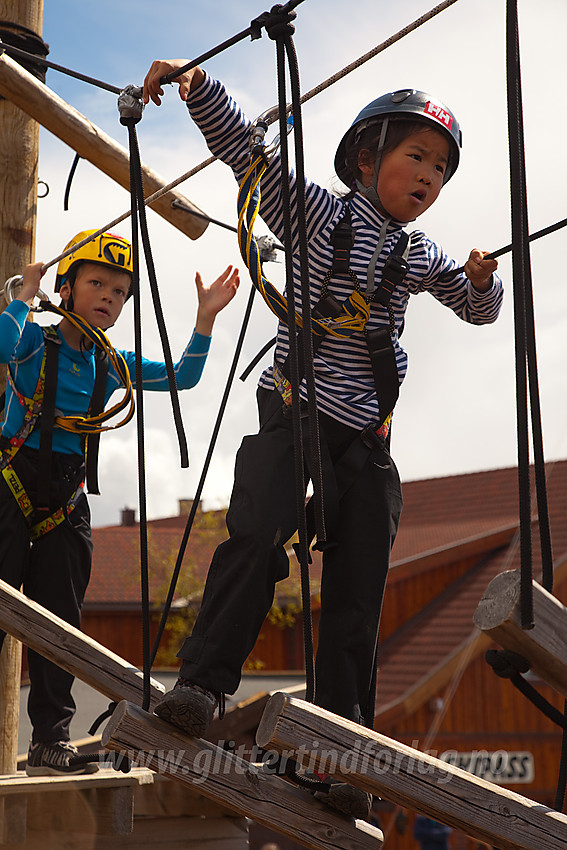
256, 692, 567, 850
473, 569, 567, 697
0, 52, 209, 241
0, 0, 44, 774
0, 579, 165, 709
102, 700, 384, 850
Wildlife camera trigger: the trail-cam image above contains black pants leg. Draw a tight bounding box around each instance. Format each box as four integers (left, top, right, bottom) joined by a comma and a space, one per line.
0, 450, 92, 744
178, 389, 303, 694
314, 441, 402, 724
178, 389, 402, 725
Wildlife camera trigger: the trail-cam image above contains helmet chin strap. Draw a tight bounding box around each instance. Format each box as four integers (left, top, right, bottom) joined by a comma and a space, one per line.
355, 118, 390, 214
354, 116, 415, 226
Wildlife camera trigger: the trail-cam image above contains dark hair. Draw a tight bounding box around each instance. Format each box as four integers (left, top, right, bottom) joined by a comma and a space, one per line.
343, 117, 440, 190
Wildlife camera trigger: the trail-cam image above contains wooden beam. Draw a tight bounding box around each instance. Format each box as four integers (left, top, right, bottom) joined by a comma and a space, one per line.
473, 569, 567, 698
0, 579, 165, 708
0, 766, 154, 797
0, 0, 44, 781
102, 700, 384, 850
256, 692, 567, 850
0, 768, 153, 844
0, 52, 208, 240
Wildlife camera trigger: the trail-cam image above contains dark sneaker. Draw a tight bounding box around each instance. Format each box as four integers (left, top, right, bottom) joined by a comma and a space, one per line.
154, 678, 219, 737
314, 781, 372, 820
26, 741, 100, 776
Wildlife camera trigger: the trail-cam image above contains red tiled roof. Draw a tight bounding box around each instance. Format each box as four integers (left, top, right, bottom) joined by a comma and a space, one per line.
88, 460, 567, 605
374, 459, 567, 721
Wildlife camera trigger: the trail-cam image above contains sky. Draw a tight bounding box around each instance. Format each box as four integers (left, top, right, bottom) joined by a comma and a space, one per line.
27, 0, 567, 527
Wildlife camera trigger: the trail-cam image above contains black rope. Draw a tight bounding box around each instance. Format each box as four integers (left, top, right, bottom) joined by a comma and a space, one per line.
0, 38, 121, 94
283, 27, 327, 548
119, 95, 189, 469
149, 283, 257, 666
555, 701, 567, 812
505, 0, 553, 629
273, 29, 312, 702
239, 336, 277, 382
264, 4, 321, 705
506, 0, 532, 629
158, 0, 307, 88
486, 649, 567, 812
123, 117, 152, 714
63, 153, 81, 211
486, 650, 567, 730
0, 21, 48, 84
437, 216, 567, 282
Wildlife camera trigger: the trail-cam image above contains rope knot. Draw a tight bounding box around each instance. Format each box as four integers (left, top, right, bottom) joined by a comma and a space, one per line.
118, 84, 144, 125
485, 648, 530, 679
263, 4, 297, 40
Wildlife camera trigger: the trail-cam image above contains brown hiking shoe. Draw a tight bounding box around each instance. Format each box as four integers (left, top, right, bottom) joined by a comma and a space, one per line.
314, 780, 372, 820
154, 678, 219, 737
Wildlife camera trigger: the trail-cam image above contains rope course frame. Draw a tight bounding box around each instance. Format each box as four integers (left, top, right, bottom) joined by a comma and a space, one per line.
3, 0, 567, 806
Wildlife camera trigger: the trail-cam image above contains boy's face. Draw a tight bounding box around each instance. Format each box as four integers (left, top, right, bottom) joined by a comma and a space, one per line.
60, 262, 131, 329
360, 128, 449, 222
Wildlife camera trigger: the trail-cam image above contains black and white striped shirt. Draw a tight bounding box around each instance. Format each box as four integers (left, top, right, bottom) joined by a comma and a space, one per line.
188, 74, 504, 431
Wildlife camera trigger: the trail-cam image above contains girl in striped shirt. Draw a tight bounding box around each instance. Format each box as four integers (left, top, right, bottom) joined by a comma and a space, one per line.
143, 60, 503, 820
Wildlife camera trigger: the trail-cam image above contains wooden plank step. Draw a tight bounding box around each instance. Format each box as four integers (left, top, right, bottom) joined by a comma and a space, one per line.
0, 766, 154, 796
0, 768, 154, 843
256, 691, 567, 850
473, 569, 567, 697
0, 579, 164, 708
102, 700, 384, 850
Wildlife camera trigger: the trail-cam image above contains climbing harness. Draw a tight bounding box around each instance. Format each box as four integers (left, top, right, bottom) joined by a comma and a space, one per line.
0, 312, 133, 539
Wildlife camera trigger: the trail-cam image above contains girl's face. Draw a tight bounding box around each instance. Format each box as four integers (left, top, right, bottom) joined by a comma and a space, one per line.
359, 128, 449, 222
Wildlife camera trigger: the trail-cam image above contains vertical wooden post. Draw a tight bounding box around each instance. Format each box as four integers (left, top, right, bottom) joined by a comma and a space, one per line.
0, 0, 44, 774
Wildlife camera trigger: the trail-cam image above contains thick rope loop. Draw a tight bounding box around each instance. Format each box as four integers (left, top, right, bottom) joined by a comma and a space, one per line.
485, 648, 530, 679
263, 4, 297, 41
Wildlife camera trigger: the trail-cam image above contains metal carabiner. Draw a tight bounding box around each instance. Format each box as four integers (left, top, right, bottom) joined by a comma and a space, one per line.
2, 275, 49, 312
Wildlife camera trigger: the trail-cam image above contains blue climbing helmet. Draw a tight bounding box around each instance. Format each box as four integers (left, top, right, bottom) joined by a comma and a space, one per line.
334, 88, 462, 189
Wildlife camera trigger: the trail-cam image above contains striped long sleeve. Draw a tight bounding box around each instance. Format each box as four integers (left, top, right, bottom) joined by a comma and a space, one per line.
188, 74, 503, 430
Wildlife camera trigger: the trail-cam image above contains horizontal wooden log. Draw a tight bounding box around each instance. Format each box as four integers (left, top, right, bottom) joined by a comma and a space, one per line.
0, 579, 164, 708
0, 52, 208, 240
102, 700, 383, 850
0, 767, 154, 797
473, 569, 567, 698
256, 692, 567, 850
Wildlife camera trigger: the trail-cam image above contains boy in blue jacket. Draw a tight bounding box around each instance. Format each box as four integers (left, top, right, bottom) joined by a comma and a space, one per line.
0, 229, 239, 775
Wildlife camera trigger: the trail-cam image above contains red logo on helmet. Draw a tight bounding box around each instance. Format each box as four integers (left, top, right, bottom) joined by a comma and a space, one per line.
424, 101, 453, 130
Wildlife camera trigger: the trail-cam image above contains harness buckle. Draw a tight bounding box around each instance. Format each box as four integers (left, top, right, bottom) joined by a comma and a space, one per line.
375, 255, 410, 307
360, 420, 385, 450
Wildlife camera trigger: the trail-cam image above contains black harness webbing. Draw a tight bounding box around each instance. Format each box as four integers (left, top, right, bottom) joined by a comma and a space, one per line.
85, 348, 109, 496
9, 326, 109, 517
323, 206, 409, 428
36, 331, 61, 511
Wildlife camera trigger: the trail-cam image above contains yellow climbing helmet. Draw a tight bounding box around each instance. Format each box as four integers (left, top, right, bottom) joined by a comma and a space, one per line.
55, 230, 133, 293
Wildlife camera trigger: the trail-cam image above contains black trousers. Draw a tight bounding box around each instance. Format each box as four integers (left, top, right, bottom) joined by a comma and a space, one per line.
0, 445, 92, 744
179, 389, 403, 725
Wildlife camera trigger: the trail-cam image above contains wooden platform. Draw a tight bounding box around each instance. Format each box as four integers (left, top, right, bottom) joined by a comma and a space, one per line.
102, 700, 384, 850
256, 691, 567, 850
0, 768, 250, 849
0, 767, 153, 845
